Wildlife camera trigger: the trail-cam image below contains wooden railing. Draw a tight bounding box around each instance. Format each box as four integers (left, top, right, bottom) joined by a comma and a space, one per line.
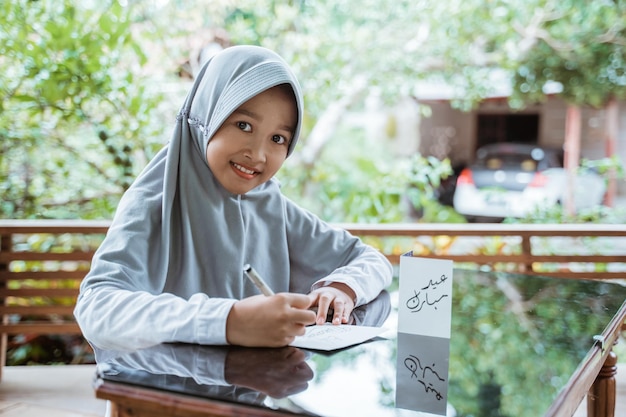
0, 220, 109, 379
1, 219, 626, 380
339, 222, 626, 280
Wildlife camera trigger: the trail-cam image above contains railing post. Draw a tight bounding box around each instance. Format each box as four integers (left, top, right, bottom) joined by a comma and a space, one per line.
0, 230, 11, 381
587, 342, 618, 417
521, 235, 532, 274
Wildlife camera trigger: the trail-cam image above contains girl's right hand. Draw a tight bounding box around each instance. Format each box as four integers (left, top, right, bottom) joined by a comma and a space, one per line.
225, 293, 316, 347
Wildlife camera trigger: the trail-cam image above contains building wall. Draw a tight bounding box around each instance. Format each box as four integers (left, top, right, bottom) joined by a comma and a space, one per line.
417, 101, 474, 169
537, 98, 566, 149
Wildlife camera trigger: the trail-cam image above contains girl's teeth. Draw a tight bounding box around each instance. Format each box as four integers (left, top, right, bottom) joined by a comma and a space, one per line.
234, 163, 255, 175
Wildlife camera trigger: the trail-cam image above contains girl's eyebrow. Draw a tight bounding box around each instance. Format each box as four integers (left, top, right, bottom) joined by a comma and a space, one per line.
233, 108, 260, 120
233, 108, 295, 134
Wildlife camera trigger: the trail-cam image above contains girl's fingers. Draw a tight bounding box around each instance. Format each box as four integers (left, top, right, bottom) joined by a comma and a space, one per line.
317, 300, 332, 324
331, 299, 346, 324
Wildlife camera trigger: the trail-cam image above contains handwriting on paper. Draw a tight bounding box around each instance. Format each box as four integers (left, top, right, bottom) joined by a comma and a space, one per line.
404, 354, 445, 401
290, 325, 386, 351
397, 256, 453, 337
406, 274, 450, 312
396, 255, 453, 416
396, 332, 450, 415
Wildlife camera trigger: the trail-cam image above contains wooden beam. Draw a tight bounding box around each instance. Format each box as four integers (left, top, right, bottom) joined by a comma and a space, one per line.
563, 104, 582, 216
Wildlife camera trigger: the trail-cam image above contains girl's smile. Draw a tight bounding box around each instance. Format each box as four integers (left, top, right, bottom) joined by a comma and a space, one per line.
206, 84, 297, 195
231, 162, 258, 179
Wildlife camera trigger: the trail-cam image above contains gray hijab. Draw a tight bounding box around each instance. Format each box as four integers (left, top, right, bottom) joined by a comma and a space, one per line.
87, 45, 309, 298
181, 45, 303, 157
77, 46, 391, 352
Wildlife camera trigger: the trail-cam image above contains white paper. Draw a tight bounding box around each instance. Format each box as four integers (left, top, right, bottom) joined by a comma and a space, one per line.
397, 255, 453, 338
396, 255, 454, 416
290, 324, 386, 351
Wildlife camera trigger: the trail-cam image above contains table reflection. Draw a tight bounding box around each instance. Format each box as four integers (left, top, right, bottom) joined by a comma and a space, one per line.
396, 333, 450, 414
98, 343, 313, 406
95, 271, 626, 417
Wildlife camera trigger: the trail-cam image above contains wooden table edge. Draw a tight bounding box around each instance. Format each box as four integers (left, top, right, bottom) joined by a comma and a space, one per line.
545, 299, 626, 417
94, 377, 300, 417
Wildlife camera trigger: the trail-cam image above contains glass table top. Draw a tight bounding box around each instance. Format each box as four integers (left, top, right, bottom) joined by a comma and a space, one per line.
96, 269, 626, 417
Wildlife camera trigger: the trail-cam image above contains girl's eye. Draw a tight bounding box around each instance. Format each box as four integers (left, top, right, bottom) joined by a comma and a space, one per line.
237, 121, 252, 132
272, 135, 287, 145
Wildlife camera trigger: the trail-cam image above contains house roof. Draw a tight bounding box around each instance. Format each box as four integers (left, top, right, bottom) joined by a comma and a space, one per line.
413, 70, 563, 101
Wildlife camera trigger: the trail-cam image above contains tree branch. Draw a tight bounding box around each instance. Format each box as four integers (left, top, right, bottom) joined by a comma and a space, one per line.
293, 76, 368, 169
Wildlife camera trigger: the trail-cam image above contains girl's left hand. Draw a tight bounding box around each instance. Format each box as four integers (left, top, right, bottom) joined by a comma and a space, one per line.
308, 283, 356, 325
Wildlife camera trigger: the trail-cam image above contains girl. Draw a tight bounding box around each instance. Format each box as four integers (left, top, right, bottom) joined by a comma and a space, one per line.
74, 45, 392, 352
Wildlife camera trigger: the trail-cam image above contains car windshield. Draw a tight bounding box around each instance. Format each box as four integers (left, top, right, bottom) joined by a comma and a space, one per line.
474, 145, 564, 171
481, 154, 538, 171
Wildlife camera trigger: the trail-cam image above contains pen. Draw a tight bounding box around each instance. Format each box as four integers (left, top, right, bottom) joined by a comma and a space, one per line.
243, 264, 275, 296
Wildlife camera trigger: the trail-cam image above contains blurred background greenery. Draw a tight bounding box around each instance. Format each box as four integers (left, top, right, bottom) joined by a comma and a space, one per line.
2, 0, 626, 223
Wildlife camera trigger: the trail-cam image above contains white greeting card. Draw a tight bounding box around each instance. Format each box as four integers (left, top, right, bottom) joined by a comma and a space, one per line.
397, 254, 453, 338
396, 254, 453, 416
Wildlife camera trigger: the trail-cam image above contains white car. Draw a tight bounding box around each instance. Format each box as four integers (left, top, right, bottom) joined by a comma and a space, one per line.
452, 143, 606, 220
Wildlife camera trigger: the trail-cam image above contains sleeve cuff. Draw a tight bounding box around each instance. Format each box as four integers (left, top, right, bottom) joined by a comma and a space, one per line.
190, 295, 238, 345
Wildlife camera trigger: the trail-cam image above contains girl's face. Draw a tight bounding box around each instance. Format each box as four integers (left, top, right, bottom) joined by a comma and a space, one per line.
206, 85, 297, 195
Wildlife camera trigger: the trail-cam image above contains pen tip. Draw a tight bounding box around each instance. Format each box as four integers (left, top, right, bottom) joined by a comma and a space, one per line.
243, 264, 251, 272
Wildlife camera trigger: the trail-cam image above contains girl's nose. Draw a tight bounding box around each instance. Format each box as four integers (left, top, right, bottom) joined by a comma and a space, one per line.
244, 138, 266, 163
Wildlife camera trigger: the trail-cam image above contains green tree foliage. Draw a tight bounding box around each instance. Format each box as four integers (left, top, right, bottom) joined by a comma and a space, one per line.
278, 125, 412, 223
221, 0, 626, 112
3, 0, 624, 221
511, 1, 626, 107
212, 0, 625, 220
0, 0, 165, 218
